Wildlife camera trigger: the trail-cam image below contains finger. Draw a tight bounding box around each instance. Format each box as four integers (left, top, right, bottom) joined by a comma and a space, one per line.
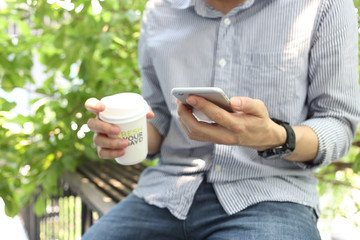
230, 97, 268, 118
176, 100, 202, 138
93, 133, 129, 149
146, 106, 155, 119
177, 115, 208, 142
186, 95, 232, 127
97, 147, 126, 159
178, 114, 234, 144
177, 99, 230, 143
85, 98, 106, 115
177, 105, 200, 139
87, 118, 120, 135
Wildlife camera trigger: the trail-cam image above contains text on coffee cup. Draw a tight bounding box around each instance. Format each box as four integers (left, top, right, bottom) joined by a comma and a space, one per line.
119, 127, 144, 146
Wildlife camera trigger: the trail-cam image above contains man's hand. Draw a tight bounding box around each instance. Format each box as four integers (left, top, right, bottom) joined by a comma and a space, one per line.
176, 95, 286, 151
85, 98, 155, 159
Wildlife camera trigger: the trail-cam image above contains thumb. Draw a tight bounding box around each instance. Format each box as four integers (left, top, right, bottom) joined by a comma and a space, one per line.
230, 97, 268, 117
85, 98, 106, 115
146, 106, 155, 119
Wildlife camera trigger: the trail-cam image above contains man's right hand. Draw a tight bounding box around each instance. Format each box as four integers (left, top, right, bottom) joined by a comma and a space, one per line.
85, 98, 129, 159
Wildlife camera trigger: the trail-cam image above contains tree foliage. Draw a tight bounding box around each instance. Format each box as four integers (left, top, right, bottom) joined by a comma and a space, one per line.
0, 0, 359, 226
0, 0, 146, 217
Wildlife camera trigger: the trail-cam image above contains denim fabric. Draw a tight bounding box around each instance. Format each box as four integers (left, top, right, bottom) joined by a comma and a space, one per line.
82, 181, 320, 240
137, 0, 360, 220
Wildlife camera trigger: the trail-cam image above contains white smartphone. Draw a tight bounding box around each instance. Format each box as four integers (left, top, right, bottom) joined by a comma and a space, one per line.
171, 87, 232, 112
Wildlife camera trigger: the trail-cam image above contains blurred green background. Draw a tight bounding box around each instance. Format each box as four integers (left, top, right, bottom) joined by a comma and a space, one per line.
0, 0, 359, 238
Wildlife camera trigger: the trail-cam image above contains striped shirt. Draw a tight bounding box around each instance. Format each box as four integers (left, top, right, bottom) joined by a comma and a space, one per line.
134, 0, 360, 220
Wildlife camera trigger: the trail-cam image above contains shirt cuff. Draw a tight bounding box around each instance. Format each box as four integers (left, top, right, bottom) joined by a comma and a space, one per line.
148, 113, 170, 138
296, 117, 353, 169
145, 111, 171, 160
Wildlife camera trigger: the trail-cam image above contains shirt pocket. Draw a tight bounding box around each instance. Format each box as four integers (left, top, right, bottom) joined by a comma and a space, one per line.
237, 51, 300, 119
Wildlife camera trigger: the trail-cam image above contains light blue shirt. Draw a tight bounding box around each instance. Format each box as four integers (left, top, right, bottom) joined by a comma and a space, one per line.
134, 0, 360, 220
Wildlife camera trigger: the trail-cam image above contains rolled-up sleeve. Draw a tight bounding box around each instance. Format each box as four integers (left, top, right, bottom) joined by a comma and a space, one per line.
300, 0, 360, 168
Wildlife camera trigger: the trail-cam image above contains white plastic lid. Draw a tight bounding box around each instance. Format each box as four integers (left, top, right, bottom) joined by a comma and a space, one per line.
99, 93, 149, 124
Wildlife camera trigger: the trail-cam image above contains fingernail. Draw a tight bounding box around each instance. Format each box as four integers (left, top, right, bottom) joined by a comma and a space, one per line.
96, 102, 105, 111
111, 126, 119, 134
120, 139, 129, 148
186, 97, 197, 106
117, 149, 125, 157
232, 98, 242, 111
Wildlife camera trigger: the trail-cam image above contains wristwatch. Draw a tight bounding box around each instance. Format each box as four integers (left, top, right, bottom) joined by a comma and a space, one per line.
257, 118, 296, 159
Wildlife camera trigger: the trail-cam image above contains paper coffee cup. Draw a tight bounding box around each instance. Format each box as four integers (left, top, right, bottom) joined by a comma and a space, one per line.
99, 93, 149, 165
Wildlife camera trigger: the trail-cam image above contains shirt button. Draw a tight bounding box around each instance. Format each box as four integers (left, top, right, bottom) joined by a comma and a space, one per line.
214, 164, 222, 172
219, 58, 227, 67
223, 18, 231, 26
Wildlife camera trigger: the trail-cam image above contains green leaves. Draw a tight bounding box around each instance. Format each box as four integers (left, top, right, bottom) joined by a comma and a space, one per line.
0, 170, 20, 217
1, 0, 358, 226
34, 193, 47, 216
0, 0, 147, 217
353, 153, 360, 173
0, 97, 16, 111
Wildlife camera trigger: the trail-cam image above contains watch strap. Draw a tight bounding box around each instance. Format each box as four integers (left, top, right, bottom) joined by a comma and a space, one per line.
258, 118, 296, 158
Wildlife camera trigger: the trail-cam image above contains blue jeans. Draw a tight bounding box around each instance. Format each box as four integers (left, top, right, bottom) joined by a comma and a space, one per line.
82, 181, 321, 240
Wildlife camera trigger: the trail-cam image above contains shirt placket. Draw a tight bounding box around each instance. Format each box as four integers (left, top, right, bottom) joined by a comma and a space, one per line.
213, 16, 234, 95
209, 16, 235, 180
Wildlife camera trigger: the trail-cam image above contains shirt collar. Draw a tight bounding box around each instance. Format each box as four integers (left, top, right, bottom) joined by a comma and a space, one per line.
167, 0, 255, 17
167, 0, 195, 9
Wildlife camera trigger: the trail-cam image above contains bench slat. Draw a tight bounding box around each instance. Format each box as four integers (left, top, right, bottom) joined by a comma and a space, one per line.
81, 161, 143, 199
78, 164, 127, 202
63, 160, 146, 216
103, 161, 143, 183
92, 164, 137, 195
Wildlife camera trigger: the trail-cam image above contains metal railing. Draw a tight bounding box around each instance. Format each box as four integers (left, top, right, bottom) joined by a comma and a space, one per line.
21, 183, 99, 240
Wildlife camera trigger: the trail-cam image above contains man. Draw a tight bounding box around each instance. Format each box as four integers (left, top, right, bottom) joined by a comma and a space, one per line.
83, 0, 360, 239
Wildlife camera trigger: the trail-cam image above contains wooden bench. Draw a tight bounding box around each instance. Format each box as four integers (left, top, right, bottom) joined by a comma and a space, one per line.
63, 160, 146, 233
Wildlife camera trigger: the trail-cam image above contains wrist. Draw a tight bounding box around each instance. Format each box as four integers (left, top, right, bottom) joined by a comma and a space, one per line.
257, 119, 296, 159
147, 122, 163, 155
256, 119, 287, 151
